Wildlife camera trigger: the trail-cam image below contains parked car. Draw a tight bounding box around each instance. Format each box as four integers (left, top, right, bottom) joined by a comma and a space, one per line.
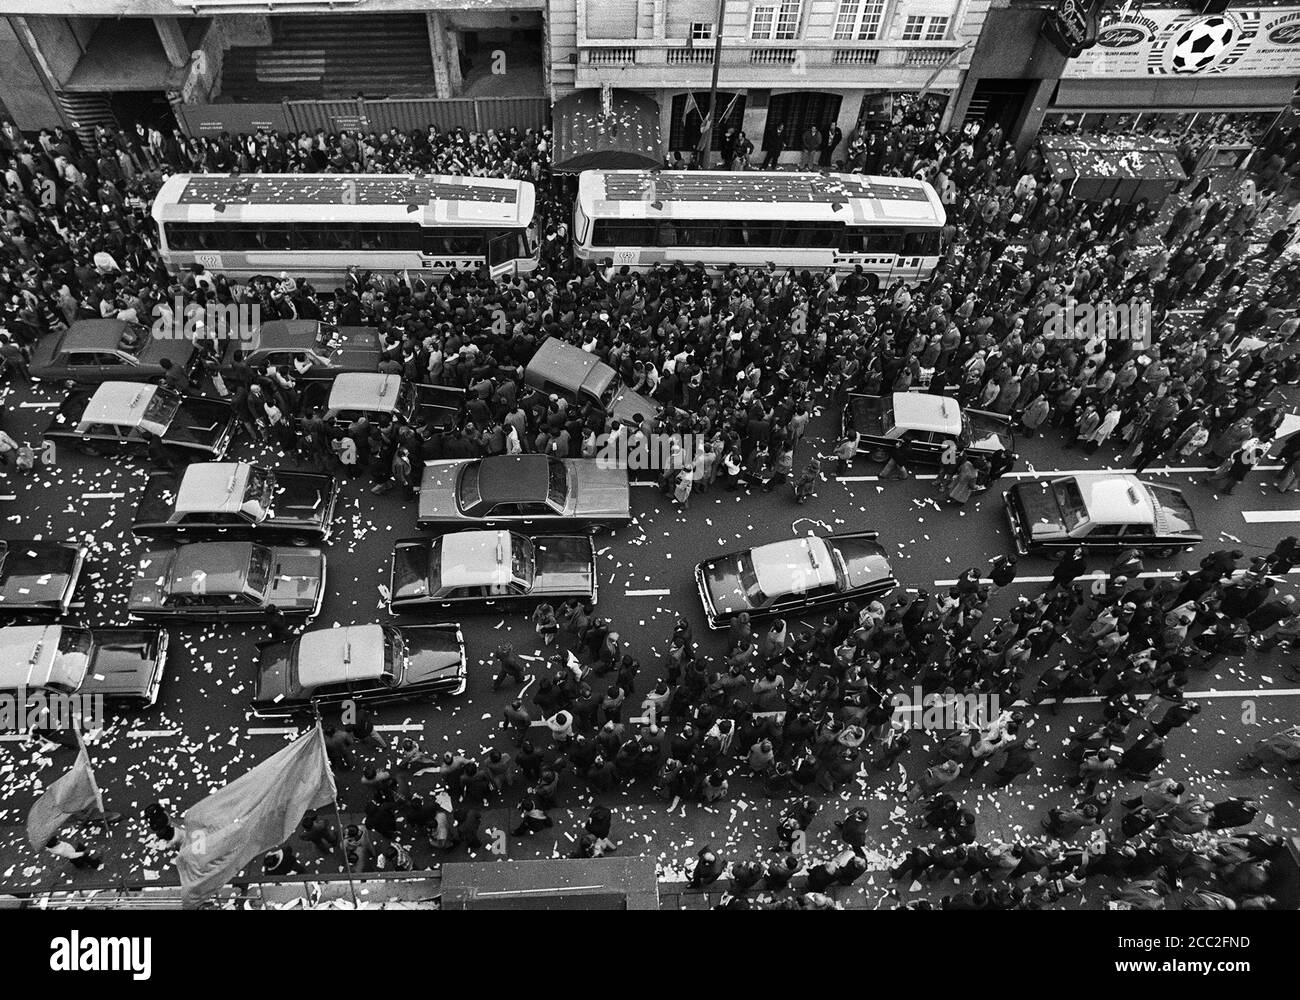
221, 319, 381, 382
695, 531, 897, 629
42, 382, 237, 460
1004, 474, 1202, 556
132, 461, 338, 542
0, 540, 87, 618
30, 318, 197, 386
301, 372, 464, 431
418, 455, 630, 530
0, 624, 169, 707
843, 391, 1015, 478
127, 541, 326, 622
252, 623, 466, 718
525, 337, 660, 426
388, 529, 597, 613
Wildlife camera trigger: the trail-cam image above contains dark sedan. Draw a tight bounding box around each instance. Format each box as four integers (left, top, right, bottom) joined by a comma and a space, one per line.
0, 625, 169, 708
417, 455, 630, 530
388, 529, 597, 613
222, 320, 381, 382
252, 623, 466, 718
0, 540, 87, 617
127, 541, 326, 622
42, 382, 237, 460
695, 531, 897, 629
30, 318, 197, 386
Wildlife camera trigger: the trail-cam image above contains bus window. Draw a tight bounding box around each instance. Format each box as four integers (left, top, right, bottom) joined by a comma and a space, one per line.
786, 222, 840, 248
902, 230, 940, 255
679, 221, 720, 247
488, 231, 517, 267
840, 227, 871, 253
293, 223, 356, 251
592, 221, 653, 247
865, 228, 904, 254
743, 221, 782, 248
254, 225, 292, 251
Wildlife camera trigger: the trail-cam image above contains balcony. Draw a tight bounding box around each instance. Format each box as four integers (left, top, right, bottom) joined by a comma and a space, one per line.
574, 38, 966, 89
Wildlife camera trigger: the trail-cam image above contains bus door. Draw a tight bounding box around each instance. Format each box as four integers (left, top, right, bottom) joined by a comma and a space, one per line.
487, 230, 523, 277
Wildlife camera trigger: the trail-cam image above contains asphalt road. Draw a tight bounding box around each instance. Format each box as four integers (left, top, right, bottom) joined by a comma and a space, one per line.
1, 317, 1299, 900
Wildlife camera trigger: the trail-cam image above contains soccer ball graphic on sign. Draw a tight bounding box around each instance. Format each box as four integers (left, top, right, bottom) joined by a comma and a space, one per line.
1168, 16, 1235, 73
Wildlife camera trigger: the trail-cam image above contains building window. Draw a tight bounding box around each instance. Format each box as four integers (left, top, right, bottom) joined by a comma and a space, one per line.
690, 21, 714, 41
762, 91, 843, 151
901, 14, 949, 41
833, 0, 886, 41
751, 1, 802, 41
925, 15, 949, 40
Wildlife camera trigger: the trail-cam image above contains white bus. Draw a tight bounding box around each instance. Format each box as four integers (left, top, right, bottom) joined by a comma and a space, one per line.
152, 173, 538, 284
573, 170, 945, 285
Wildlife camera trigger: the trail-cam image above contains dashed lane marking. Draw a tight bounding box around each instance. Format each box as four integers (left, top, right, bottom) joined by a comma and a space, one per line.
838, 464, 1282, 483
625, 588, 671, 597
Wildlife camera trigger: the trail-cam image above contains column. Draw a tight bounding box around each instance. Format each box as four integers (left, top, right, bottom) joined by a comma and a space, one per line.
154, 15, 191, 69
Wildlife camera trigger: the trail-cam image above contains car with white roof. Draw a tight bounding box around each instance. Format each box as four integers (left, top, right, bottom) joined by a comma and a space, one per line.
843, 391, 1015, 474
1004, 474, 1202, 556
252, 623, 466, 718
42, 382, 236, 460
0, 624, 169, 708
300, 372, 464, 431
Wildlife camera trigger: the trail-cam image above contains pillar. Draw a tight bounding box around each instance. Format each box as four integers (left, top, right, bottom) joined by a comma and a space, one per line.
154, 15, 190, 69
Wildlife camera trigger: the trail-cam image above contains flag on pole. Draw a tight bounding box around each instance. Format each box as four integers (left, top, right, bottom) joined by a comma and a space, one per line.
26, 745, 102, 850
177, 724, 337, 908
720, 91, 742, 125
682, 92, 701, 126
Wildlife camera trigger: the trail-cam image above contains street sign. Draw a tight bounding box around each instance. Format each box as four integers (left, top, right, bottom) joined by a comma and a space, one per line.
1042, 0, 1102, 58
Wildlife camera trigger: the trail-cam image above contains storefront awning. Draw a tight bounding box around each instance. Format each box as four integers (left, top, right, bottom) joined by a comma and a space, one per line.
1053, 76, 1297, 111
552, 89, 662, 173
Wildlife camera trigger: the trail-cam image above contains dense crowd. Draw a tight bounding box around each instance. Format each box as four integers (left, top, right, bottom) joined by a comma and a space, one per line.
6, 110, 1300, 909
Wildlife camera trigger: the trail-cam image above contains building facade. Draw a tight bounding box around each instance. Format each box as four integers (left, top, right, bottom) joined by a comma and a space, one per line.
547, 0, 989, 162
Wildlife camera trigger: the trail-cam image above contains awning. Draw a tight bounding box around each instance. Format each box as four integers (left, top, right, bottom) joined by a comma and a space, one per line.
552, 89, 662, 173
1053, 76, 1296, 111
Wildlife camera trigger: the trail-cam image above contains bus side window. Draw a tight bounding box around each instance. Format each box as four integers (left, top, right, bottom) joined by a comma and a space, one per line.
840, 227, 870, 253
902, 230, 940, 256
866, 228, 904, 254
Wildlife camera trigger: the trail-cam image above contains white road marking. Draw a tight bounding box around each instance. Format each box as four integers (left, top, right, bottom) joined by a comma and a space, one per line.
374, 723, 422, 732
625, 588, 671, 597
247, 726, 298, 736
839, 464, 1282, 483
18, 401, 58, 409
1242, 510, 1300, 523
934, 568, 1300, 587
82, 492, 126, 500
629, 482, 659, 488
1017, 687, 1300, 707
0, 495, 16, 501
127, 729, 179, 738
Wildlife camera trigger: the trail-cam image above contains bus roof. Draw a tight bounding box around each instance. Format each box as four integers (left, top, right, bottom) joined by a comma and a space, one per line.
152, 173, 536, 228
577, 170, 944, 226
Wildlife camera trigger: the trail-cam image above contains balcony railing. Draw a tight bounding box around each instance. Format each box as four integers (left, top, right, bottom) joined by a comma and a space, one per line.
666, 47, 715, 65
833, 48, 880, 65
750, 48, 797, 65
905, 47, 953, 67
586, 47, 638, 65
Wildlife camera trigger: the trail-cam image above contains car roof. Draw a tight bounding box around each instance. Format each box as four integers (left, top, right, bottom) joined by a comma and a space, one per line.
1072, 474, 1156, 525
328, 373, 401, 413
891, 392, 962, 436
750, 537, 837, 598
296, 625, 386, 688
478, 455, 551, 504
60, 319, 134, 353
168, 542, 256, 595
0, 625, 78, 690
252, 319, 322, 349
175, 462, 251, 515
440, 530, 512, 588
83, 382, 158, 426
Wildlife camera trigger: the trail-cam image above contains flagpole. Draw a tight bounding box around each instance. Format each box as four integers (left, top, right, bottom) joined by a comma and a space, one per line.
72, 725, 108, 840
311, 703, 358, 908
699, 0, 728, 165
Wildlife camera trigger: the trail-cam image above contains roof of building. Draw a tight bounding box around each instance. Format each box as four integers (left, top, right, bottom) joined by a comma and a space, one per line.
296, 625, 386, 689
82, 382, 158, 426
751, 537, 837, 599
439, 531, 513, 589
175, 463, 250, 515
891, 392, 963, 437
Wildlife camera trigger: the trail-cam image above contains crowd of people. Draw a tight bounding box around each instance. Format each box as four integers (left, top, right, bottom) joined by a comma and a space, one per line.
6, 107, 1300, 909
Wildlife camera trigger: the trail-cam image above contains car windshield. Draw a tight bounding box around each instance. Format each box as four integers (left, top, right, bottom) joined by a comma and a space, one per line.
509, 533, 535, 588
547, 459, 568, 507
57, 627, 93, 657
1053, 480, 1089, 532
735, 553, 769, 607
244, 466, 274, 506
141, 389, 179, 428
383, 626, 405, 684
958, 413, 973, 450
459, 463, 482, 512
394, 540, 438, 599
246, 544, 273, 594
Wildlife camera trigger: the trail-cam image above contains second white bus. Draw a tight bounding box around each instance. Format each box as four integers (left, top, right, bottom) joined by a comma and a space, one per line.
152, 173, 538, 284
573, 170, 945, 285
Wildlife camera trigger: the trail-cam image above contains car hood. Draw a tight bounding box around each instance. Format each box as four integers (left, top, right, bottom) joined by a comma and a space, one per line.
324, 326, 382, 370
609, 386, 661, 426
699, 553, 755, 619
571, 463, 631, 519
1009, 482, 1067, 538
404, 627, 466, 686
0, 542, 84, 610
966, 410, 1015, 454
533, 535, 596, 596
417, 460, 470, 522
80, 629, 165, 700
270, 471, 337, 529
267, 548, 326, 611
163, 398, 235, 452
